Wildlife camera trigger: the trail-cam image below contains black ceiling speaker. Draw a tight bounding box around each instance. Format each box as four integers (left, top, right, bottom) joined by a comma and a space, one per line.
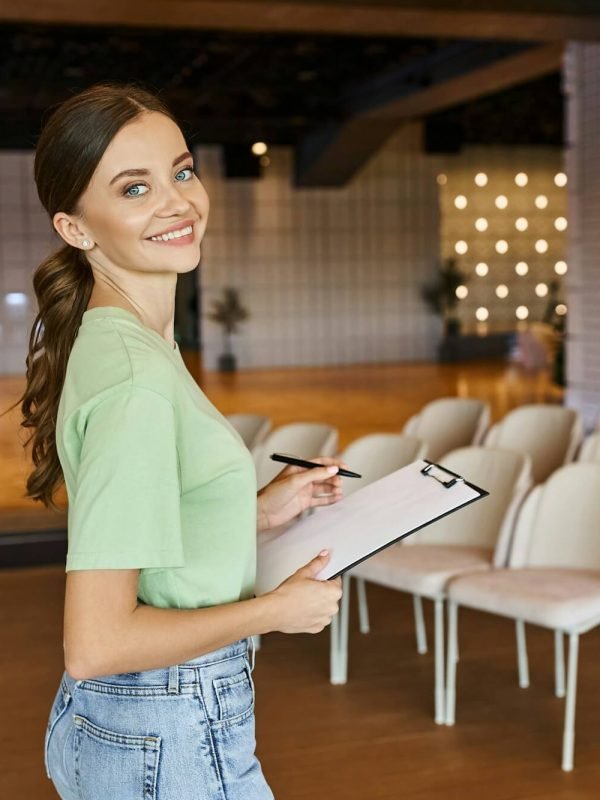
423, 117, 465, 154
222, 144, 262, 179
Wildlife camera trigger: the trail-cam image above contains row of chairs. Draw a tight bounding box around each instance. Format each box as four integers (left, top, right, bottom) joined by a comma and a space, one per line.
226, 400, 600, 771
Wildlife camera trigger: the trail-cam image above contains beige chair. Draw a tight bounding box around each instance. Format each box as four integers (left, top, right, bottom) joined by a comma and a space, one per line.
577, 432, 600, 464
335, 446, 532, 725
254, 422, 338, 491
226, 413, 272, 458
445, 463, 600, 771
328, 433, 427, 683
403, 398, 490, 462
484, 404, 583, 485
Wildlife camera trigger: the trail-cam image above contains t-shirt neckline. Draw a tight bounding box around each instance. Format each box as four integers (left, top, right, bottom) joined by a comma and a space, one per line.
81, 306, 180, 353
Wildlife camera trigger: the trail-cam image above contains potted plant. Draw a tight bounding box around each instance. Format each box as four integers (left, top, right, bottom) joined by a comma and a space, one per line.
422, 257, 469, 338
207, 287, 250, 372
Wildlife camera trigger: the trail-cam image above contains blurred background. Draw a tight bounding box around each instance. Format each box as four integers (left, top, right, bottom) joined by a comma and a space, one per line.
1, 2, 599, 799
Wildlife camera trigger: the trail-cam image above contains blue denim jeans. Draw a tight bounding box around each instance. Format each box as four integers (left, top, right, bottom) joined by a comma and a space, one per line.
44, 638, 274, 799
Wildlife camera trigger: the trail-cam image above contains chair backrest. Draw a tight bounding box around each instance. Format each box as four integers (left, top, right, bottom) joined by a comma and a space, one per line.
226, 414, 272, 453
409, 446, 532, 565
508, 462, 600, 570
403, 398, 490, 462
254, 423, 338, 490
484, 404, 583, 485
577, 433, 600, 464
339, 433, 426, 497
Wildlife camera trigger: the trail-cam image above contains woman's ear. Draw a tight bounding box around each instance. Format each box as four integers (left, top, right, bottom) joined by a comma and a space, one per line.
53, 212, 94, 251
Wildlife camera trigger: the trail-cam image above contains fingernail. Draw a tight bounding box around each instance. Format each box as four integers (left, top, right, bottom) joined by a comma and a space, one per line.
319, 549, 329, 556
327, 466, 339, 474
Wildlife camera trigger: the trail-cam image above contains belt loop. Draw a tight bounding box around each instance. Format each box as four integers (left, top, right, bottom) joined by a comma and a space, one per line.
168, 665, 179, 694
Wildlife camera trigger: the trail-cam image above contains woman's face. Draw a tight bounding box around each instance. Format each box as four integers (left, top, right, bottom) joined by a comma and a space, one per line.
71, 111, 209, 275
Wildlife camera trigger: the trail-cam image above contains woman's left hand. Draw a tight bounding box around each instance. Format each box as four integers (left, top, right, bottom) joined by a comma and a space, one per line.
257, 456, 349, 532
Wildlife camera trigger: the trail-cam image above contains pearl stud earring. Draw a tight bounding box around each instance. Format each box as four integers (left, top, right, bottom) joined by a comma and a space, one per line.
82, 239, 91, 249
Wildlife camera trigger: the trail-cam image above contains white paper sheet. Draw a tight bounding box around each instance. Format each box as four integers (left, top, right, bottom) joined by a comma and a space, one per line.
255, 459, 486, 595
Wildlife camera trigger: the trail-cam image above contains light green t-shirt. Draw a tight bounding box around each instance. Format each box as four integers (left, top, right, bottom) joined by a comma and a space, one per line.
56, 306, 258, 609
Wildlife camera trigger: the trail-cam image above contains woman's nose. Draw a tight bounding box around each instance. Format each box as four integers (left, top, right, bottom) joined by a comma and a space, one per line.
155, 181, 192, 216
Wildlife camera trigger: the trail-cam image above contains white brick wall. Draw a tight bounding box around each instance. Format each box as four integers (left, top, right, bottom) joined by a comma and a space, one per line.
197, 123, 441, 369
564, 43, 600, 430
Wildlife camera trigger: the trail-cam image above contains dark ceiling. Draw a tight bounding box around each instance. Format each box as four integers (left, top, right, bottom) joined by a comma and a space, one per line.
0, 22, 563, 183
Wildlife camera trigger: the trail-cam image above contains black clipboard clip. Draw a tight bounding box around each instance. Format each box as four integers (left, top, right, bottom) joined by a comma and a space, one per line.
420, 462, 465, 489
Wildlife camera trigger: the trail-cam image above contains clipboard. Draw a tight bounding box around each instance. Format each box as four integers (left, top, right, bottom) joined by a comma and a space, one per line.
255, 459, 489, 595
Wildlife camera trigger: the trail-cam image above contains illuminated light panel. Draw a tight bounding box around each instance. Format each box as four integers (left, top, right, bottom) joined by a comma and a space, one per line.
556, 304, 567, 316
495, 240, 509, 254
554, 216, 568, 231
456, 285, 469, 299
515, 217, 528, 231
535, 194, 548, 209
495, 195, 508, 209
475, 217, 488, 232
454, 195, 468, 209
515, 261, 529, 276
475, 262, 489, 277
535, 239, 549, 254
474, 172, 488, 187
476, 307, 489, 322
251, 141, 268, 156
496, 284, 509, 299
515, 172, 528, 187
535, 283, 549, 297
516, 306, 529, 320
554, 172, 567, 187
554, 260, 568, 275
455, 240, 468, 255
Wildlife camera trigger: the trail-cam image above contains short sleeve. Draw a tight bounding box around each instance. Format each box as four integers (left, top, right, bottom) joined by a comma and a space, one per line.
66, 386, 185, 571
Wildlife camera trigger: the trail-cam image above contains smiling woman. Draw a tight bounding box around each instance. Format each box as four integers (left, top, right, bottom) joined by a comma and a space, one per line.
13, 84, 344, 800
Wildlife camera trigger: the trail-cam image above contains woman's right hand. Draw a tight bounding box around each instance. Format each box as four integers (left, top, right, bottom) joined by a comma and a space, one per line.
268, 550, 343, 634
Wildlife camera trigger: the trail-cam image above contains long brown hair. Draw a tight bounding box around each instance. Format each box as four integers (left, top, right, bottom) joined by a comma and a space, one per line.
17, 84, 174, 508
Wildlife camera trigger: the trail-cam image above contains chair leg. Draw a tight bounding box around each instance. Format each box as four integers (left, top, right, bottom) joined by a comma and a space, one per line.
413, 595, 428, 654
562, 633, 580, 772
445, 601, 459, 726
515, 619, 530, 688
356, 578, 370, 634
329, 614, 340, 684
330, 573, 351, 685
434, 598, 445, 725
555, 630, 566, 699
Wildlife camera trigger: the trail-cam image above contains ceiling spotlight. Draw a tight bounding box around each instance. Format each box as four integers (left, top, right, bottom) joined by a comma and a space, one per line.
495, 240, 509, 254
516, 305, 529, 320
535, 239, 549, 253
456, 285, 469, 299
251, 142, 268, 156
556, 304, 567, 316
495, 195, 508, 209
535, 283, 549, 297
437, 174, 447, 185
476, 307, 489, 322
496, 284, 509, 299
515, 217, 528, 231
554, 216, 568, 231
4, 292, 28, 306
475, 217, 488, 232
475, 262, 489, 277
554, 172, 568, 187
515, 172, 528, 187
454, 195, 468, 209
554, 260, 568, 275
535, 194, 549, 209
474, 172, 488, 187
455, 240, 468, 255
515, 261, 529, 276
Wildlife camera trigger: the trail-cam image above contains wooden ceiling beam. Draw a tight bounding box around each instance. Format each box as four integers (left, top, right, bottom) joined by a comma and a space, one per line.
1, 1, 600, 42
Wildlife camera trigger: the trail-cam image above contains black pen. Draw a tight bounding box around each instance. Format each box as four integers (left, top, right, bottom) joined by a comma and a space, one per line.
270, 452, 362, 478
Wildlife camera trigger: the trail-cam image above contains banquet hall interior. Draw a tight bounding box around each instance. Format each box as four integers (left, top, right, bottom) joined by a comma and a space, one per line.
1, 2, 599, 798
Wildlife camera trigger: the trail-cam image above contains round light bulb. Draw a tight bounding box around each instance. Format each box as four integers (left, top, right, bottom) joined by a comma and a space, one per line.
535, 283, 549, 297
455, 285, 469, 300
476, 307, 489, 322
515, 172, 528, 187
554, 260, 568, 275
251, 141, 268, 156
496, 284, 509, 299
535, 239, 549, 254
455, 240, 468, 255
475, 262, 489, 277
556, 304, 567, 316
454, 195, 468, 209
516, 306, 529, 320
495, 240, 509, 254
515, 261, 529, 276
554, 172, 567, 187
515, 217, 528, 231
554, 216, 568, 231
495, 195, 508, 209
474, 172, 488, 187
535, 194, 548, 209
475, 217, 488, 232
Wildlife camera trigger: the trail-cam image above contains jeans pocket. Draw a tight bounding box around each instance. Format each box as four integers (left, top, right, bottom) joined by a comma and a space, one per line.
73, 714, 161, 800
212, 662, 255, 728
44, 680, 72, 780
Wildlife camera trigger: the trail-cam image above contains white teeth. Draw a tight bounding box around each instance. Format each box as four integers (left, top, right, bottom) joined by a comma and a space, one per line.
149, 225, 193, 242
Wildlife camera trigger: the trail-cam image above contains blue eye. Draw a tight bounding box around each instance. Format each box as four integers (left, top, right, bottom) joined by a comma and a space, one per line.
175, 167, 194, 182
124, 183, 149, 197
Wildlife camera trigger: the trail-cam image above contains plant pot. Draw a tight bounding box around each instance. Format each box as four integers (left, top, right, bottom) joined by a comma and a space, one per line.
217, 353, 237, 372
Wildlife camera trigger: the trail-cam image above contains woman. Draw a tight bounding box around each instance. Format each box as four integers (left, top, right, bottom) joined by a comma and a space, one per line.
20, 84, 345, 800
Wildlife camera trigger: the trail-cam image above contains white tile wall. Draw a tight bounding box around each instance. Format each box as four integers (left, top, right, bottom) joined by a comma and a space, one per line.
564, 44, 600, 430
197, 123, 441, 370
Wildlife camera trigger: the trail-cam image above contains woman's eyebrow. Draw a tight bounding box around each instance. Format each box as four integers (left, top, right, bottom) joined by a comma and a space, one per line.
109, 151, 194, 186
